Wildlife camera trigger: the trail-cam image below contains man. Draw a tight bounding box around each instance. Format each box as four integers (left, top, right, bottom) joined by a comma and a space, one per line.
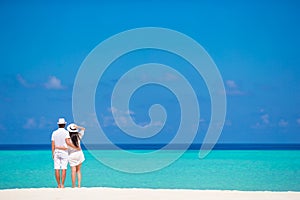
51, 118, 69, 188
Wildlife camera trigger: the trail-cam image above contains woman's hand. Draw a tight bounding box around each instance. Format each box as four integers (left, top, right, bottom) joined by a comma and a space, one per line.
75, 125, 85, 131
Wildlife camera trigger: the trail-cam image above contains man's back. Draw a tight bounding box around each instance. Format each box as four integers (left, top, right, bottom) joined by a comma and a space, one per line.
51, 128, 68, 150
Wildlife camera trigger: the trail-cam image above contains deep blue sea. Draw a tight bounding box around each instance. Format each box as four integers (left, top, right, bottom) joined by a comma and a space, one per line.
0, 145, 299, 191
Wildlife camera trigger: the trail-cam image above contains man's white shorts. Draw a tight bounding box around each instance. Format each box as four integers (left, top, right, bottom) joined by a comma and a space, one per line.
53, 150, 68, 170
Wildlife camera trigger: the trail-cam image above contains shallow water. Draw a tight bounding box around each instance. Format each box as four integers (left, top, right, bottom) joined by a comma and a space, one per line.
0, 150, 299, 191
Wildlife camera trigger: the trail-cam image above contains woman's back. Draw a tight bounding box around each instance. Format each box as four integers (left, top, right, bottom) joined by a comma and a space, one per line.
68, 130, 84, 154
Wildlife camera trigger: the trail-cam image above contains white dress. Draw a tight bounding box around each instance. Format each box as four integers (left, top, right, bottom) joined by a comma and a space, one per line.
68, 131, 85, 167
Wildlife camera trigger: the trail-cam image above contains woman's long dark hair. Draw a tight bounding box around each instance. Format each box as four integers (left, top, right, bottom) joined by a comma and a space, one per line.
69, 132, 80, 148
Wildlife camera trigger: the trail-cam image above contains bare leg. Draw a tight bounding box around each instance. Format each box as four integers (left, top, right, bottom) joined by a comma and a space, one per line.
55, 169, 61, 188
71, 166, 76, 188
61, 169, 66, 188
76, 164, 82, 188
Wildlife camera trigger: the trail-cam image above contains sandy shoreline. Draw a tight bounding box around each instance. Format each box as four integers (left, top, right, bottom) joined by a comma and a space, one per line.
1, 188, 300, 200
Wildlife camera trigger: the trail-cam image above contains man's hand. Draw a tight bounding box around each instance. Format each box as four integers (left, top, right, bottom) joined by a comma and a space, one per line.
51, 141, 55, 160
55, 146, 68, 150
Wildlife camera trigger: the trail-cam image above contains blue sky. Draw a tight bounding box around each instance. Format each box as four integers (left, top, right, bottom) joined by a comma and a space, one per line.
0, 0, 299, 144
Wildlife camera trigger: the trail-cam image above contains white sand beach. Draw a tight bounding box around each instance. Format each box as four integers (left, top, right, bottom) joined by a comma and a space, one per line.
0, 188, 299, 200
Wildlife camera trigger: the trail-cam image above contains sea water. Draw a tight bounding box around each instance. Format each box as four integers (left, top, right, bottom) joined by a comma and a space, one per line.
0, 150, 299, 191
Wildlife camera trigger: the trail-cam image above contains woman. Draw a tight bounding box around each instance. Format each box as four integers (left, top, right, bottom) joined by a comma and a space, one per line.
65, 123, 85, 188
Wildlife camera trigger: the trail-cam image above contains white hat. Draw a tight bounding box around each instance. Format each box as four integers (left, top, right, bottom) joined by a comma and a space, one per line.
67, 123, 78, 133
57, 118, 67, 124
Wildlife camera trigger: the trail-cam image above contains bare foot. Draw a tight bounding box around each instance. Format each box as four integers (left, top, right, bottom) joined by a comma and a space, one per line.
57, 184, 61, 188
61, 184, 65, 188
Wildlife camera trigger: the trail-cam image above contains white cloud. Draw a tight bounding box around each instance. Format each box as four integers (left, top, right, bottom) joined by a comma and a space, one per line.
252, 114, 291, 129
44, 76, 66, 90
16, 74, 34, 88
80, 113, 99, 128
38, 117, 52, 129
140, 120, 164, 128
102, 115, 114, 127
23, 117, 52, 130
23, 118, 37, 129
261, 114, 270, 124
103, 107, 136, 127
106, 107, 163, 129
226, 80, 237, 89
251, 113, 270, 129
117, 116, 128, 126
225, 80, 245, 96
110, 107, 134, 115
278, 119, 288, 128
259, 108, 265, 113
17, 74, 66, 90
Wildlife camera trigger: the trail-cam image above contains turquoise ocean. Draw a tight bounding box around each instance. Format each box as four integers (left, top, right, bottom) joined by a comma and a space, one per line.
0, 148, 300, 191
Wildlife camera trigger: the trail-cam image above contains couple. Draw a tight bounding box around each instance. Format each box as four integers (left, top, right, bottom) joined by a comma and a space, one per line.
51, 118, 85, 188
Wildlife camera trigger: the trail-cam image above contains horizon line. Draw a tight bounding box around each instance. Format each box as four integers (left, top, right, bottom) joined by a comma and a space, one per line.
0, 143, 299, 150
